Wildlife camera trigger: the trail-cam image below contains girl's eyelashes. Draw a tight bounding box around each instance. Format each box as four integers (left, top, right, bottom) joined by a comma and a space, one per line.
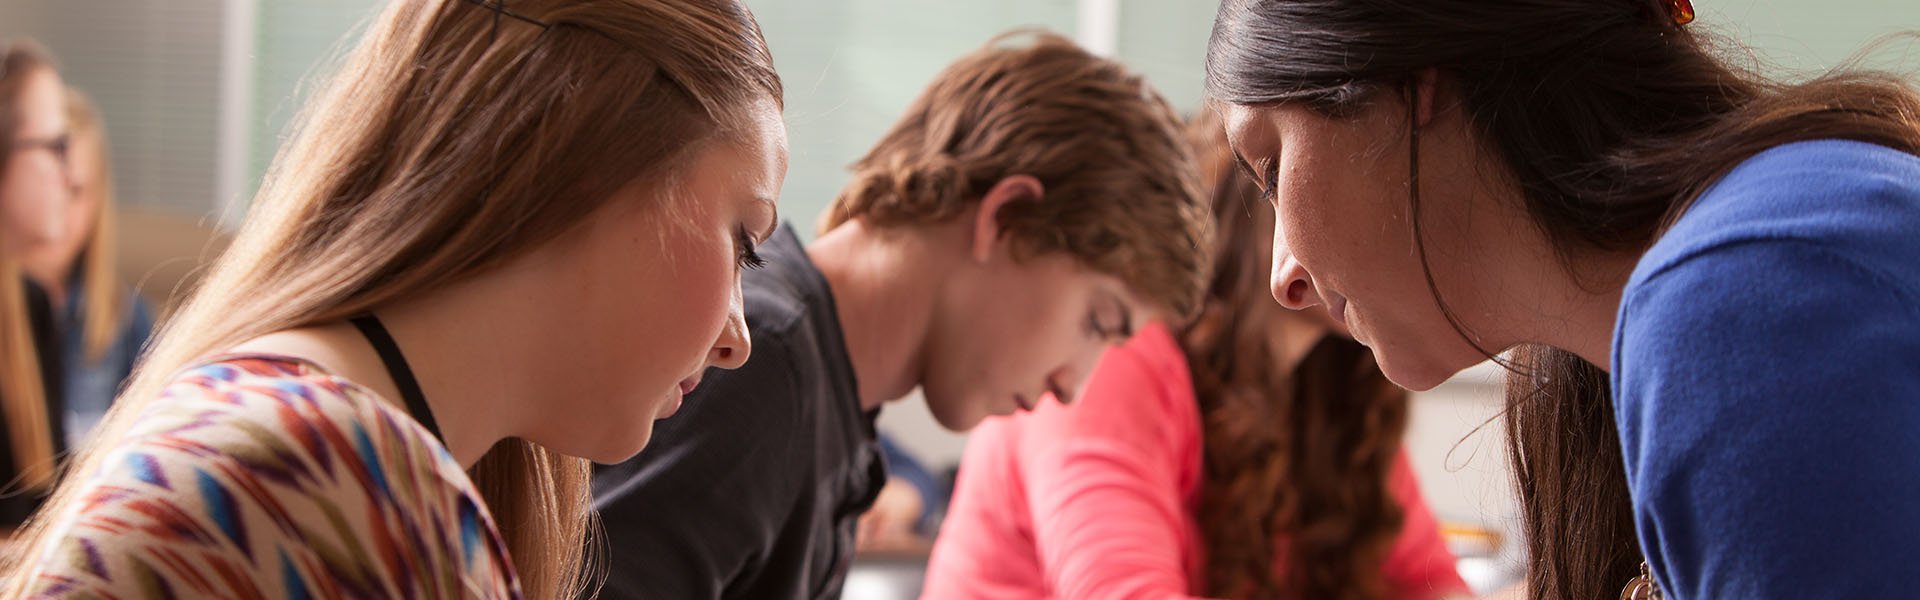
735, 226, 767, 270
1233, 153, 1280, 201
1234, 154, 1261, 190
1261, 159, 1279, 201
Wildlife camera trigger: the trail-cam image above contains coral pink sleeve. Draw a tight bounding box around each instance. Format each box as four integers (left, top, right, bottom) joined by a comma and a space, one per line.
1380, 451, 1471, 599
1013, 325, 1219, 600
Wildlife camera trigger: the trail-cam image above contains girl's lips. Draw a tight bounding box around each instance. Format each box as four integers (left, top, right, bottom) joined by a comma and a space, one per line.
658, 374, 701, 419
658, 383, 687, 419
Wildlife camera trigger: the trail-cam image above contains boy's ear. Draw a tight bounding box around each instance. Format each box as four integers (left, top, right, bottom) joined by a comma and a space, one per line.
970, 175, 1045, 263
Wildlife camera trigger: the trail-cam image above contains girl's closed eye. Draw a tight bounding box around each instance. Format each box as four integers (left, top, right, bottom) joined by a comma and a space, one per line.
735, 225, 767, 270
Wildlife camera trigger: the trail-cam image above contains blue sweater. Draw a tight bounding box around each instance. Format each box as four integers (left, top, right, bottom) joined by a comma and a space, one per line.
1613, 140, 1920, 598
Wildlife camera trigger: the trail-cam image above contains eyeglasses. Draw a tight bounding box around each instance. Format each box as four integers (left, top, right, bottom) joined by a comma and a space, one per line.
12, 132, 70, 167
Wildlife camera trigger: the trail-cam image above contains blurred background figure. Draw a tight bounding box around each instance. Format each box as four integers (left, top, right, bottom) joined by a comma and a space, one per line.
20, 87, 155, 448
0, 38, 72, 533
856, 433, 950, 554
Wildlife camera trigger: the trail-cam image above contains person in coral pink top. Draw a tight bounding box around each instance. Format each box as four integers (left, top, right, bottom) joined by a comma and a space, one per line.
923, 114, 1470, 600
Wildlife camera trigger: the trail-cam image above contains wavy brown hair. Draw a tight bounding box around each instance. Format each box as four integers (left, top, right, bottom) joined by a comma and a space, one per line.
2, 1, 780, 596
821, 30, 1211, 319
1207, 1, 1920, 598
1182, 111, 1411, 600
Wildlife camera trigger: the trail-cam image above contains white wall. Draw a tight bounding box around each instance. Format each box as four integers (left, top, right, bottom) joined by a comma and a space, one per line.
244, 0, 383, 205
1713, 0, 1920, 74
745, 0, 1079, 242
0, 3, 49, 39
5, 0, 225, 216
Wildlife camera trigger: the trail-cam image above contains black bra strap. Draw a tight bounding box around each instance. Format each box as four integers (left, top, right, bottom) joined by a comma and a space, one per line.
348, 314, 444, 444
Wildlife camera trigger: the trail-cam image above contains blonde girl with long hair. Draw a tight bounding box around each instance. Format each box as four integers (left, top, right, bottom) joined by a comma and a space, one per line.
0, 39, 73, 533
3, 0, 785, 597
20, 88, 157, 449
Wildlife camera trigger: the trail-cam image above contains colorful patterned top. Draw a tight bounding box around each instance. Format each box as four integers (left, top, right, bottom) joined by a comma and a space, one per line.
18, 354, 521, 599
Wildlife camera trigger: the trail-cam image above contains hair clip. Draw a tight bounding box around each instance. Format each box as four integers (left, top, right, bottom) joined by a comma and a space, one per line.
1665, 0, 1696, 26
461, 0, 553, 45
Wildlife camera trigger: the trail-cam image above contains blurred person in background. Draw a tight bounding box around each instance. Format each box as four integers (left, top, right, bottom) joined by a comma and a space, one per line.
20, 87, 156, 448
856, 433, 949, 553
0, 38, 74, 534
923, 112, 1469, 600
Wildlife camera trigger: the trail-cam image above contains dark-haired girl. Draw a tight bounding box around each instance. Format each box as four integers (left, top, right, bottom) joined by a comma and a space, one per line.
1207, 1, 1920, 598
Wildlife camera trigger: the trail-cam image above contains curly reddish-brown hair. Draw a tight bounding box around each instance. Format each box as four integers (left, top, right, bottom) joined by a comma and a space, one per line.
1181, 111, 1411, 599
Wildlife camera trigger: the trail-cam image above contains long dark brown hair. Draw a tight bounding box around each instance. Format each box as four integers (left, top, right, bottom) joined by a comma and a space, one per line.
1182, 111, 1410, 600
1205, 1, 1920, 598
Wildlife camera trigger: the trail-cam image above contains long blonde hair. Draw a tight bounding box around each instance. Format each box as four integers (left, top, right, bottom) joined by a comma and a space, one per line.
3, 1, 780, 596
60, 88, 129, 364
0, 270, 53, 491
0, 40, 59, 492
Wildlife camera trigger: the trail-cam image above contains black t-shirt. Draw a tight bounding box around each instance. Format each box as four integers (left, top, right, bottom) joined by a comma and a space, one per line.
590, 224, 885, 599
0, 277, 66, 526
